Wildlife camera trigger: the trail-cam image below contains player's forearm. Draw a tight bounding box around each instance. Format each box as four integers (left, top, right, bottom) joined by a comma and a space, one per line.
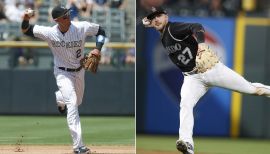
95, 26, 106, 51
21, 20, 35, 37
190, 23, 205, 43
21, 19, 30, 32
21, 14, 30, 31
194, 30, 205, 43
21, 9, 35, 37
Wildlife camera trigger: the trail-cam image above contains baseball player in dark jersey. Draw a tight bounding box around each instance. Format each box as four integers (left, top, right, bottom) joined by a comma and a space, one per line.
142, 7, 270, 154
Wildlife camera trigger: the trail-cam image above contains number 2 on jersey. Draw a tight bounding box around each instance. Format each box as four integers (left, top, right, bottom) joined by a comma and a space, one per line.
76, 49, 82, 58
177, 47, 193, 65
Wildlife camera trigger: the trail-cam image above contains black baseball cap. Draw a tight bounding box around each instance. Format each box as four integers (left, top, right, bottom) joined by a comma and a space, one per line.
146, 7, 167, 20
52, 5, 71, 19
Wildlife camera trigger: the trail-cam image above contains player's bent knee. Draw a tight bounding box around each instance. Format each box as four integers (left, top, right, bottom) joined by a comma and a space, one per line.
57, 101, 65, 107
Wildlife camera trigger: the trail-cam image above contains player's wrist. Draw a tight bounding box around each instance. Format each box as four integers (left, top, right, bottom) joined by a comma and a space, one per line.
197, 43, 208, 53
90, 49, 101, 56
198, 43, 207, 45
198, 43, 208, 48
142, 17, 153, 27
23, 15, 30, 21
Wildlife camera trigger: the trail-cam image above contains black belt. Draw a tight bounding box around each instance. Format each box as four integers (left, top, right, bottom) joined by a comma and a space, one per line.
58, 66, 82, 72
183, 69, 198, 76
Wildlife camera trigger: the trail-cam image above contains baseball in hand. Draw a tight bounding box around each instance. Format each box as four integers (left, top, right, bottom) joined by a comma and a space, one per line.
142, 17, 151, 27
25, 8, 35, 17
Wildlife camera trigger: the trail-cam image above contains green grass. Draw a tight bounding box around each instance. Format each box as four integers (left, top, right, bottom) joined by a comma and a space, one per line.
137, 135, 270, 154
0, 116, 135, 145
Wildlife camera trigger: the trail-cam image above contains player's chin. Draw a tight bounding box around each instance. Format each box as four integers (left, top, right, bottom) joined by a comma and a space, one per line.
154, 25, 163, 31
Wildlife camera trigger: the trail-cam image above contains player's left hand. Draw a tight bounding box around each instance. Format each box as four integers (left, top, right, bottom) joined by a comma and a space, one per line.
195, 43, 219, 73
81, 49, 101, 73
197, 43, 208, 53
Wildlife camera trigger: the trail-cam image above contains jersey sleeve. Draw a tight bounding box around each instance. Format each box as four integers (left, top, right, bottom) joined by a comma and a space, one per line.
171, 22, 205, 36
33, 25, 52, 40
83, 21, 99, 36
189, 23, 205, 34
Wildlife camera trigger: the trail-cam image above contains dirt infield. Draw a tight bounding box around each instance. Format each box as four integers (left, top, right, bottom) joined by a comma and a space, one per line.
137, 149, 209, 154
0, 145, 135, 154
136, 149, 179, 154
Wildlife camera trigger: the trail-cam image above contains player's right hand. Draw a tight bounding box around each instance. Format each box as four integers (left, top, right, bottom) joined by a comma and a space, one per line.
142, 17, 152, 27
23, 8, 35, 20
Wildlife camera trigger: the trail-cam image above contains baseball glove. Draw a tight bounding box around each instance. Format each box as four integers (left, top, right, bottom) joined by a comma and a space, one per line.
81, 49, 101, 73
195, 43, 219, 73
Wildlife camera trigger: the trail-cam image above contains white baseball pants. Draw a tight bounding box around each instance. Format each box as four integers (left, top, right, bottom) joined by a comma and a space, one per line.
179, 62, 270, 148
54, 67, 85, 149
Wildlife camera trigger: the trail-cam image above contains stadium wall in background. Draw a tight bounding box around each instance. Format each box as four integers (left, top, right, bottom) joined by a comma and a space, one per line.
235, 17, 270, 138
0, 70, 135, 115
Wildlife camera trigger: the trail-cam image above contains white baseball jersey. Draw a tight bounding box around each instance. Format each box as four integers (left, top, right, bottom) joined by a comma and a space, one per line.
33, 21, 99, 68
33, 21, 99, 149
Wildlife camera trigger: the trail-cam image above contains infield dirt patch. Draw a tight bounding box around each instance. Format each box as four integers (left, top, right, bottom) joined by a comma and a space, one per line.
136, 149, 179, 154
0, 145, 135, 154
136, 149, 211, 154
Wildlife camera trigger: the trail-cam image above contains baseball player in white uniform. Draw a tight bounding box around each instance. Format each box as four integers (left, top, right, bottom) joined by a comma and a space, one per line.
142, 7, 270, 154
21, 5, 106, 154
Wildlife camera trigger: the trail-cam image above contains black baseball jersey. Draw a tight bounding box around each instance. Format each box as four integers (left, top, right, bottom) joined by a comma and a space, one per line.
161, 22, 204, 72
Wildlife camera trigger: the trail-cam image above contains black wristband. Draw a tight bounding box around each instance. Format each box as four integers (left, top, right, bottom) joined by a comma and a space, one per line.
24, 25, 34, 37
21, 20, 30, 29
95, 42, 104, 51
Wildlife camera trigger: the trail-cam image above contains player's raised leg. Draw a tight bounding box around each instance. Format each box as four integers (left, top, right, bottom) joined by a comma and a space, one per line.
178, 75, 208, 154
204, 62, 270, 96
251, 83, 270, 97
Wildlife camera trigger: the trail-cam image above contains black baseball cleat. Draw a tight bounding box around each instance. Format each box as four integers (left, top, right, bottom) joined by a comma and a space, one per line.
73, 146, 90, 154
176, 140, 194, 154
57, 105, 67, 114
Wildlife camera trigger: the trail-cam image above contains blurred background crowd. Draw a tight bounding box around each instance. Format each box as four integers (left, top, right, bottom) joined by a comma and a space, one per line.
0, 0, 135, 69
137, 0, 270, 22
